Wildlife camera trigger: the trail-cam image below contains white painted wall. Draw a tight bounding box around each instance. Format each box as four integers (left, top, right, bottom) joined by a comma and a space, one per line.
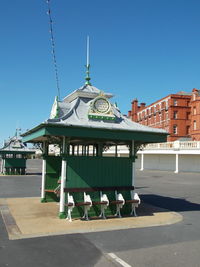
136, 153, 200, 173
135, 154, 141, 169
179, 155, 200, 172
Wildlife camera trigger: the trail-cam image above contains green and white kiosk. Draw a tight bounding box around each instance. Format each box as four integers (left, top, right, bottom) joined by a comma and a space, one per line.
22, 81, 167, 220
0, 133, 35, 175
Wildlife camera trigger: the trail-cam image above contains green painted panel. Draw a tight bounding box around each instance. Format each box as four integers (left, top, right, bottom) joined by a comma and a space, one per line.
117, 190, 133, 215
66, 156, 132, 188
46, 156, 62, 174
45, 156, 62, 202
66, 156, 132, 218
45, 192, 60, 202
5, 158, 26, 168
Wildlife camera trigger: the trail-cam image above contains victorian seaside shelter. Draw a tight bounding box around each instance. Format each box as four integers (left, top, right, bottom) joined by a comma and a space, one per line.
21, 83, 168, 219
0, 132, 35, 175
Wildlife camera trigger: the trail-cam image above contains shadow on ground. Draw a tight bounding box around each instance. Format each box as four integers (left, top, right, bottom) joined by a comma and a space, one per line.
26, 172, 42, 175
142, 194, 200, 212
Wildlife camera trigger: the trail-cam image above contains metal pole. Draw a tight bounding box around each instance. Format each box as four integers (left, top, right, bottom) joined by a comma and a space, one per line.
174, 153, 179, 173
140, 153, 144, 171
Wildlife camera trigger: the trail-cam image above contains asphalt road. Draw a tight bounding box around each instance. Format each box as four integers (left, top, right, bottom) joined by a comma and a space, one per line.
0, 160, 200, 267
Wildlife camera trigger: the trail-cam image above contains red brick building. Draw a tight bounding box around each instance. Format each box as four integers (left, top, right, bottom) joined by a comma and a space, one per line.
128, 88, 200, 141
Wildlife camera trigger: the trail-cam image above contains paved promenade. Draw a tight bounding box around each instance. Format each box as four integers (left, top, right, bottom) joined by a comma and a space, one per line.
0, 197, 181, 240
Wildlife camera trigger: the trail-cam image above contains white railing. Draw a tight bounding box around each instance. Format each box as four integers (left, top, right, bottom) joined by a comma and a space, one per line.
179, 141, 200, 149
143, 141, 200, 150
144, 142, 174, 150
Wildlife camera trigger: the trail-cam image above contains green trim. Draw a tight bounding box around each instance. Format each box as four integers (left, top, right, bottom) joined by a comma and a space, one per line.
41, 198, 47, 203
61, 154, 68, 159
88, 114, 115, 121
22, 123, 168, 144
59, 211, 66, 219
85, 64, 91, 85
46, 125, 167, 142
130, 155, 136, 162
54, 96, 60, 119
22, 127, 46, 142
4, 158, 26, 168
0, 150, 34, 155
42, 154, 48, 160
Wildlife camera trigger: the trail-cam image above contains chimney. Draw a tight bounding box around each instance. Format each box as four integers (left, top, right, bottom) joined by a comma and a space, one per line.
131, 98, 138, 121
192, 88, 199, 101
140, 102, 146, 110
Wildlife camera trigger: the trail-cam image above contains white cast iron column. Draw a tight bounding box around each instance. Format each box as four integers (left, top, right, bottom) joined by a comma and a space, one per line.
3, 159, 5, 174
131, 141, 135, 186
59, 137, 68, 218
41, 141, 48, 202
0, 158, 4, 173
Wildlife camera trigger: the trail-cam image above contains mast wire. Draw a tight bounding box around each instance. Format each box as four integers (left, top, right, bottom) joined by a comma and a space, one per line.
46, 0, 61, 100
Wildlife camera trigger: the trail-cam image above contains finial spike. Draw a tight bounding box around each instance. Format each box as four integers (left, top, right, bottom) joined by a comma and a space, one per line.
85, 36, 91, 85
87, 36, 89, 67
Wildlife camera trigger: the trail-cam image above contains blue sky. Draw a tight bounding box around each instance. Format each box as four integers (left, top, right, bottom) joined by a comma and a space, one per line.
1, 0, 200, 145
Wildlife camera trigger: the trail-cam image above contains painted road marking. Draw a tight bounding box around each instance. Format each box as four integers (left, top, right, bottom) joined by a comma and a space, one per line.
108, 253, 132, 267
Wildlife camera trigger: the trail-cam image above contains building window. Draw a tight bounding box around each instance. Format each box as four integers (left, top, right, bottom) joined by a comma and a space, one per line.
193, 107, 196, 115
174, 99, 177, 106
173, 111, 178, 119
186, 112, 190, 120
194, 120, 197, 130
186, 126, 190, 135
173, 125, 177, 134
153, 106, 156, 115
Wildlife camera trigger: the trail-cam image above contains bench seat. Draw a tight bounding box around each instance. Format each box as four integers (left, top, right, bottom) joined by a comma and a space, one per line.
63, 186, 140, 220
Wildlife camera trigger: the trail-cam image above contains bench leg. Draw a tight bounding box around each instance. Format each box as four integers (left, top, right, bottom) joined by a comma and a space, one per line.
115, 204, 122, 218
82, 206, 90, 221
130, 204, 137, 217
66, 206, 74, 222
99, 205, 107, 219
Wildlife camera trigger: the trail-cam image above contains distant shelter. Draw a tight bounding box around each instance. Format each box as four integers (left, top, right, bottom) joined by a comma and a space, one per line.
0, 132, 35, 175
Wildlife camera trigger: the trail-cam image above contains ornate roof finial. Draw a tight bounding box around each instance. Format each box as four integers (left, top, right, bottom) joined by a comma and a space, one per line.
85, 36, 91, 85
15, 127, 21, 138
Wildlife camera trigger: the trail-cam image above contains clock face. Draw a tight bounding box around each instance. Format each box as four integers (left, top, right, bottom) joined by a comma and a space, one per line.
94, 98, 110, 113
